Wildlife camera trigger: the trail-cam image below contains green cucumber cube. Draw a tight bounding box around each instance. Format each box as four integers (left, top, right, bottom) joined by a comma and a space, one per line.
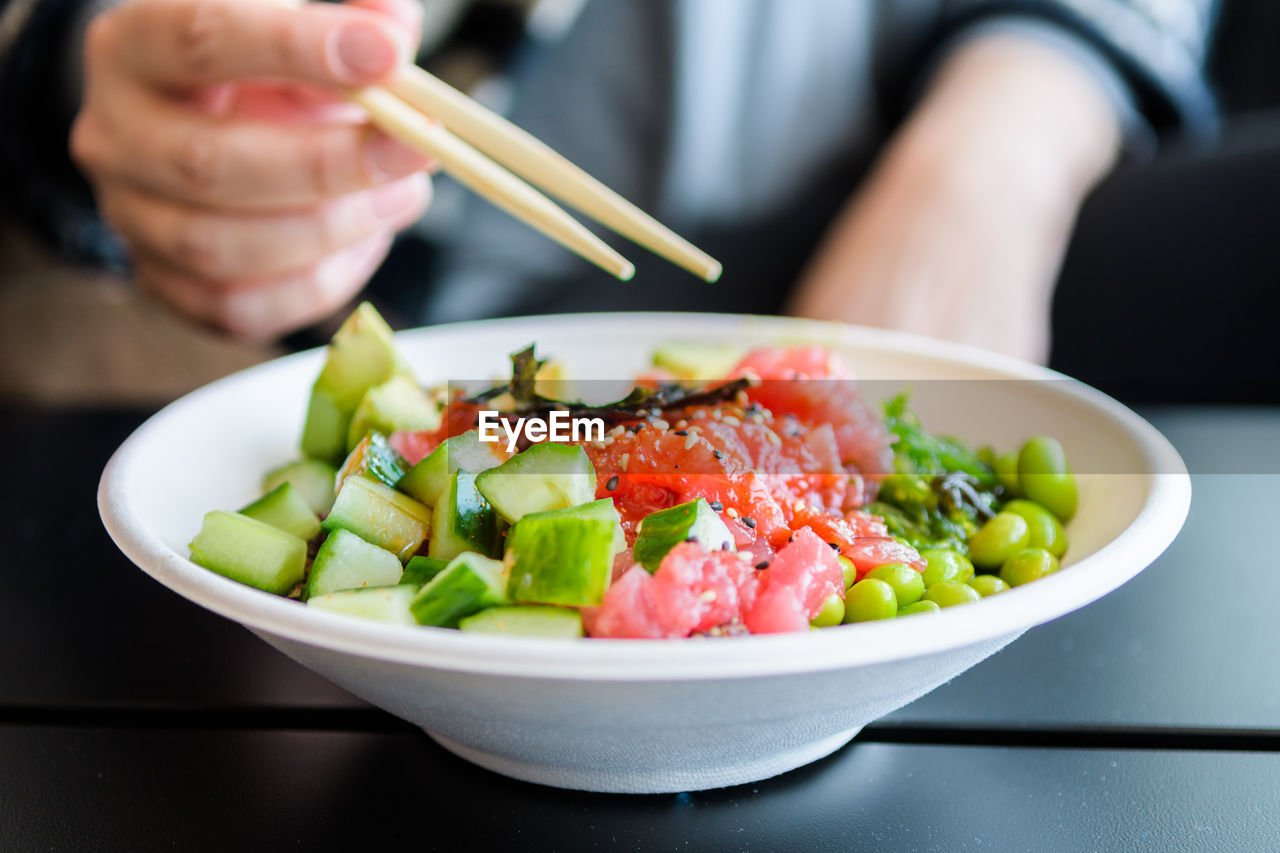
504, 509, 617, 608
458, 605, 584, 638
337, 432, 410, 491
410, 552, 508, 627
652, 341, 744, 381
397, 429, 507, 508
262, 458, 337, 516
307, 585, 418, 626
300, 383, 351, 465
401, 556, 450, 586
301, 302, 413, 464
633, 498, 734, 571
346, 375, 441, 452
475, 443, 596, 524
429, 470, 501, 560
238, 482, 322, 542
304, 528, 404, 599
323, 476, 431, 562
189, 511, 307, 595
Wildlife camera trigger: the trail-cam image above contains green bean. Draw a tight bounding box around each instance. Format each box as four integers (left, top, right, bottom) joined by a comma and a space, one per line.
1017, 437, 1078, 522
966, 512, 1031, 569
1000, 547, 1060, 587
1001, 499, 1067, 558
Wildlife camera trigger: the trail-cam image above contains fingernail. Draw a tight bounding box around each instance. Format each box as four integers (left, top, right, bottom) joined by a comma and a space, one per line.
333, 21, 400, 82
364, 133, 428, 180
369, 176, 424, 220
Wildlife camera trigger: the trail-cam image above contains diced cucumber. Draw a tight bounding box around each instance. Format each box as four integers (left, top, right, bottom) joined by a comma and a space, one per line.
401, 555, 450, 586
475, 443, 596, 524
346, 375, 441, 452
189, 510, 307, 595
458, 605, 584, 638
633, 498, 733, 571
262, 458, 337, 516
238, 482, 322, 542
429, 470, 501, 560
537, 497, 626, 556
652, 341, 744, 381
304, 528, 404, 599
397, 429, 508, 508
504, 507, 617, 608
300, 383, 350, 465
301, 302, 413, 464
410, 552, 508, 628
323, 476, 431, 562
307, 584, 418, 626
337, 432, 410, 491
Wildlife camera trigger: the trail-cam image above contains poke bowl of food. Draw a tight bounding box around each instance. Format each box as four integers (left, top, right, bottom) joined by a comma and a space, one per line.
98, 307, 1190, 793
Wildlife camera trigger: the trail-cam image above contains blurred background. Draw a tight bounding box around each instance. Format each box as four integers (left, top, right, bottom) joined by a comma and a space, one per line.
0, 0, 1277, 405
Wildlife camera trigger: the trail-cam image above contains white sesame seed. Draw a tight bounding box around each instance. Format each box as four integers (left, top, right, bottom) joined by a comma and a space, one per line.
699, 589, 717, 603
736, 551, 752, 562
675, 419, 688, 429
721, 416, 741, 427
684, 434, 698, 451
765, 430, 781, 447
726, 507, 739, 519
652, 419, 669, 431
619, 453, 629, 472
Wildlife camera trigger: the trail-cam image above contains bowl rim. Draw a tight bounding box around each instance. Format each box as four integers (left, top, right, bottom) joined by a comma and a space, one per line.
98, 312, 1191, 682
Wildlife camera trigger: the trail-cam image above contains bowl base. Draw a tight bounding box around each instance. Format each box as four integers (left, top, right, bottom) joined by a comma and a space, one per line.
425, 726, 862, 794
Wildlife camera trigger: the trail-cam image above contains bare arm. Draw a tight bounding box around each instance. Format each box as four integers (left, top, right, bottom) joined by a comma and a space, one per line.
787, 34, 1122, 362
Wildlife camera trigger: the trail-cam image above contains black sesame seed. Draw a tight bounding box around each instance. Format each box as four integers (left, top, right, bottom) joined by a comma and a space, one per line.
828, 542, 840, 551
685, 537, 697, 543
754, 561, 770, 571
708, 501, 724, 512
741, 517, 756, 529
720, 542, 732, 551
713, 449, 724, 460
606, 475, 619, 491
674, 430, 689, 436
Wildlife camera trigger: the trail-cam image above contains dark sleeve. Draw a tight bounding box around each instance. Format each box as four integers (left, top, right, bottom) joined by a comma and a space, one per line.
0, 0, 127, 267
880, 0, 1219, 138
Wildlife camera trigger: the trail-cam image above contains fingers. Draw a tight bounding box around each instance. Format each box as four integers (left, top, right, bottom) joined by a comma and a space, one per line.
99, 174, 429, 281
347, 0, 424, 48
72, 87, 430, 208
99, 0, 411, 90
135, 232, 395, 340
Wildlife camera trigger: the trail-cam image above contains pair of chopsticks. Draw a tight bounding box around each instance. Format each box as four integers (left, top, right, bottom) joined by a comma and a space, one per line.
280, 2, 721, 282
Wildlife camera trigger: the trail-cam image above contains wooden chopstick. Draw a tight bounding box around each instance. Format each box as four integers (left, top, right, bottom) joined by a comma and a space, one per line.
386, 66, 722, 283
349, 86, 634, 280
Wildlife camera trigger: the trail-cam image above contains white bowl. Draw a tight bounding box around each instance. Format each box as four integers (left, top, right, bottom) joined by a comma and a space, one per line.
98, 313, 1190, 793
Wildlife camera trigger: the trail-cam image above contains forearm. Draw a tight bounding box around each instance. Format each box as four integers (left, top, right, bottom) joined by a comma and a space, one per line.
893, 32, 1122, 223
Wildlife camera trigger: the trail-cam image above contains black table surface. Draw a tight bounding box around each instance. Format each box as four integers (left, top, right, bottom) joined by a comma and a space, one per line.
3, 404, 1279, 851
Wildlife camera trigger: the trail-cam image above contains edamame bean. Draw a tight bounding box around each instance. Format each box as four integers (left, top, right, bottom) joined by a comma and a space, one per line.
919, 549, 975, 586
898, 600, 941, 616
994, 450, 1021, 496
969, 574, 1010, 597
810, 592, 846, 627
924, 580, 982, 608
867, 563, 925, 606
842, 578, 897, 623
966, 512, 1031, 569
1001, 499, 1067, 558
1017, 437, 1078, 522
837, 555, 857, 590
1000, 547, 1060, 587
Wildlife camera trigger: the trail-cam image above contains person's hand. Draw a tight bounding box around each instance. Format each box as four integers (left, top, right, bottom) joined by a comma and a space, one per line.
71, 0, 432, 339
787, 35, 1122, 363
